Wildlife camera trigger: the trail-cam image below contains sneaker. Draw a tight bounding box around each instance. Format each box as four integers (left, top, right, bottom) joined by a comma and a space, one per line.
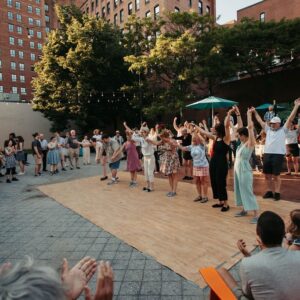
235, 210, 248, 217
6, 179, 11, 183
18, 172, 25, 175
274, 193, 280, 201
182, 176, 188, 180
107, 180, 117, 185
285, 172, 292, 175
193, 196, 202, 202
76, 166, 80, 169
221, 205, 230, 212
70, 167, 74, 170
147, 188, 153, 192
100, 176, 108, 181
250, 217, 258, 224
167, 192, 176, 197
263, 191, 273, 199
62, 168, 67, 171
12, 177, 19, 181
212, 203, 223, 208
200, 197, 208, 203
143, 187, 149, 191
38, 172, 42, 176
187, 176, 193, 180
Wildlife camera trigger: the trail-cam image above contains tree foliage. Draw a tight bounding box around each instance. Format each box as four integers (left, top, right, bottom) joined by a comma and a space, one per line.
33, 5, 136, 132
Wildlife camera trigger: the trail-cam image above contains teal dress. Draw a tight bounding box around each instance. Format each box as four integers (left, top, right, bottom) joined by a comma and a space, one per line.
234, 143, 259, 211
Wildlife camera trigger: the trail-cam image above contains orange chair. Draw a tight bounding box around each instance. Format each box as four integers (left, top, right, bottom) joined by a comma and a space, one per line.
199, 267, 237, 300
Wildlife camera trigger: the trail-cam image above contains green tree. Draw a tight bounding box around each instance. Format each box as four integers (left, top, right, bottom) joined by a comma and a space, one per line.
33, 5, 136, 132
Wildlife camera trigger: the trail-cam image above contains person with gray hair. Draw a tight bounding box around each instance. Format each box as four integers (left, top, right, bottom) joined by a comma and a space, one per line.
0, 256, 113, 300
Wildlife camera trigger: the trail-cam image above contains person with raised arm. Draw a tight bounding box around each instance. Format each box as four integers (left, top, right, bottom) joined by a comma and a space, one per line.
253, 98, 300, 200
197, 108, 236, 211
234, 108, 259, 223
124, 122, 156, 192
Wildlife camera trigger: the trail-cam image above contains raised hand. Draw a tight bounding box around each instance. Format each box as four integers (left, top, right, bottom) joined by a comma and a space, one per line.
61, 257, 97, 300
84, 261, 114, 300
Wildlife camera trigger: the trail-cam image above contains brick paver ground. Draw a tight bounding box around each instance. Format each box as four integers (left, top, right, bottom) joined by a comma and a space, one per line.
0, 155, 241, 299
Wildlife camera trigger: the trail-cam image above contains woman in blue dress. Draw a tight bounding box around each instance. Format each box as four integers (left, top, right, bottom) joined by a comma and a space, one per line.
234, 108, 259, 223
47, 137, 60, 175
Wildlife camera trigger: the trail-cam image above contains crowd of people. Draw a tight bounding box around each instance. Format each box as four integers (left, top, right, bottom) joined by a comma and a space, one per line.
1, 100, 300, 221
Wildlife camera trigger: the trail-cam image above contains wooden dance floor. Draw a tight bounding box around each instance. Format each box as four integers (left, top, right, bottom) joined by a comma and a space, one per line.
39, 172, 299, 287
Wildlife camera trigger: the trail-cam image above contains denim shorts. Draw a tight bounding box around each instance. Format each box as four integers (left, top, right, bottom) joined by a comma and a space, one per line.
109, 160, 121, 170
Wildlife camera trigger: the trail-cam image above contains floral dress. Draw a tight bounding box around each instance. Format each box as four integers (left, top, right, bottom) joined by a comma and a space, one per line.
159, 142, 180, 175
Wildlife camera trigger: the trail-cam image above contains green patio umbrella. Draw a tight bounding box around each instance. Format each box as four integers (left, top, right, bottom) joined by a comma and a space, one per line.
186, 96, 239, 121
255, 103, 286, 111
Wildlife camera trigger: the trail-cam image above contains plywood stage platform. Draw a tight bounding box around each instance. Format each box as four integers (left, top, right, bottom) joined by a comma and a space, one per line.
39, 172, 298, 287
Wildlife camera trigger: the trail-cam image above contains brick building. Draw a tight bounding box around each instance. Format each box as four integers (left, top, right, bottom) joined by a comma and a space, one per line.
78, 0, 215, 27
237, 0, 300, 23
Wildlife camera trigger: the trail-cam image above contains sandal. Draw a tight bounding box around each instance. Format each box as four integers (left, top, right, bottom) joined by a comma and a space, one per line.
193, 196, 202, 202
200, 197, 208, 203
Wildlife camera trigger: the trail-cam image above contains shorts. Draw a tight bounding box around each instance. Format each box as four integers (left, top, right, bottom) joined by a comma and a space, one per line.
34, 154, 42, 165
69, 148, 79, 158
263, 153, 284, 176
109, 159, 121, 170
193, 166, 209, 177
286, 144, 299, 157
183, 151, 192, 160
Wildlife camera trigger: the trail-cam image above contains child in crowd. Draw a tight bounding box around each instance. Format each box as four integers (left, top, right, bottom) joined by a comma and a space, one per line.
81, 135, 91, 165
4, 139, 18, 183
47, 137, 60, 175
284, 209, 300, 251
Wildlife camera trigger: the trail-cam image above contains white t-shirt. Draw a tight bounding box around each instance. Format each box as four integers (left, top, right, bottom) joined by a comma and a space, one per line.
132, 134, 154, 156
264, 125, 288, 155
93, 134, 102, 141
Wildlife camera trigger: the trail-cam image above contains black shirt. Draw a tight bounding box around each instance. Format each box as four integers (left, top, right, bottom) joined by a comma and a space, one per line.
175, 134, 192, 146
32, 139, 42, 154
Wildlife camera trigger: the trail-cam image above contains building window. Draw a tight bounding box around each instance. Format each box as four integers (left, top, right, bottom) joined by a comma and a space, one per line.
11, 62, 16, 70
21, 88, 26, 95
46, 27, 50, 33
20, 75, 25, 83
107, 2, 110, 14
91, 1, 94, 11
8, 24, 14, 32
12, 74, 17, 82
36, 8, 41, 15
0, 86, 3, 93
102, 7, 105, 17
174, 7, 180, 13
10, 50, 16, 57
45, 4, 49, 11
120, 9, 124, 22
29, 17, 34, 25
8, 11, 13, 20
18, 51, 24, 59
0, 73, 2, 81
28, 5, 33, 13
37, 43, 42, 50
128, 2, 133, 15
206, 5, 210, 14
36, 0, 40, 3
96, 0, 99, 7
135, 0, 140, 10
16, 14, 22, 22
31, 53, 36, 61
37, 31, 42, 39
96, 12, 99, 19
198, 0, 203, 14
145, 0, 150, 4
145, 10, 150, 18
260, 12, 265, 22
7, 0, 12, 7
154, 5, 159, 19
18, 39, 23, 46
19, 63, 25, 71
30, 41, 34, 49
189, 0, 192, 8
15, 1, 21, 9
12, 87, 18, 94
17, 26, 22, 34
0, 60, 2, 68
9, 37, 15, 45
45, 15, 50, 22
36, 19, 41, 26
86, 7, 89, 14
114, 13, 118, 25
114, 0, 118, 8
29, 29, 34, 37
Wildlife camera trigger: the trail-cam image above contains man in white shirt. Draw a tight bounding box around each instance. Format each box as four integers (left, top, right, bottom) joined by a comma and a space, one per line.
39, 133, 48, 172
254, 99, 300, 200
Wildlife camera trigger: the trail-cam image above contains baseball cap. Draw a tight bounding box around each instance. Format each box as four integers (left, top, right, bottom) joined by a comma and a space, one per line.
270, 116, 281, 124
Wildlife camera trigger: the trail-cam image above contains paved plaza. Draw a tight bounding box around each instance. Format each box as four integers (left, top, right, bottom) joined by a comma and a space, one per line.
0, 155, 243, 299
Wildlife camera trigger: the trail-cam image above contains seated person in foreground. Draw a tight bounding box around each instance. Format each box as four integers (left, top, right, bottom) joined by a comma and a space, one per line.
218, 211, 300, 300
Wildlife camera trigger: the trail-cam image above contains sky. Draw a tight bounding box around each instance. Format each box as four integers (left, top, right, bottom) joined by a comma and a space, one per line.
216, 0, 261, 24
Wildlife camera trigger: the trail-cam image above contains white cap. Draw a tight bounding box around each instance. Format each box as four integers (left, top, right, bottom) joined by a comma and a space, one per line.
270, 116, 281, 124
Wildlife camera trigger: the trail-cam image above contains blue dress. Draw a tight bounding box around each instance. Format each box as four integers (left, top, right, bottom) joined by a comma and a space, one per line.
234, 143, 259, 211
47, 144, 60, 165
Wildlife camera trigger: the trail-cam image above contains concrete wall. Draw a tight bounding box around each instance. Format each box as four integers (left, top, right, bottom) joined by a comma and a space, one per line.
0, 103, 52, 149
